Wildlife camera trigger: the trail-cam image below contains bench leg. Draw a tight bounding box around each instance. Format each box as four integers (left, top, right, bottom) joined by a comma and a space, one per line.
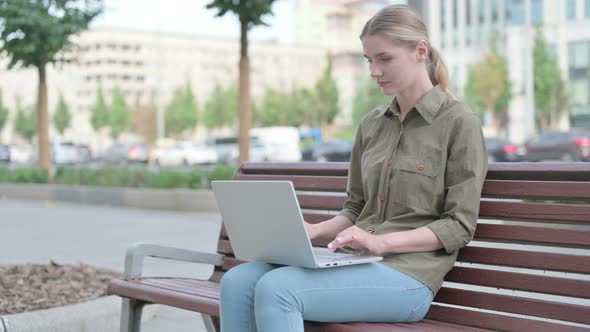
201, 314, 219, 332
120, 298, 145, 332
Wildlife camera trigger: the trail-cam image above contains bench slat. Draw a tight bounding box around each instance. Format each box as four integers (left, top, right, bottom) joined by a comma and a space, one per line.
486, 162, 590, 181
435, 287, 590, 324
444, 266, 590, 299
234, 174, 347, 192
308, 319, 490, 332
474, 223, 590, 247
426, 304, 587, 332
479, 200, 590, 223
239, 162, 349, 176
482, 180, 590, 201
298, 193, 346, 210
107, 278, 220, 317
458, 247, 590, 274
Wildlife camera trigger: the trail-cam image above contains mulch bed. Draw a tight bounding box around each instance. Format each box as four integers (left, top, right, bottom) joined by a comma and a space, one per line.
0, 261, 122, 315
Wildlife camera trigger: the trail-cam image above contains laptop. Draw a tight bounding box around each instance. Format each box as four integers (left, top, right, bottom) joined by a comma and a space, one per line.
211, 180, 383, 268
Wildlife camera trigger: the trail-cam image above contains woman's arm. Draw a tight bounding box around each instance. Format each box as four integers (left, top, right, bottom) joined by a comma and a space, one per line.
327, 225, 442, 255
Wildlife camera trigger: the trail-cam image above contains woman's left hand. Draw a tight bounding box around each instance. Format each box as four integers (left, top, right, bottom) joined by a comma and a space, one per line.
327, 226, 385, 256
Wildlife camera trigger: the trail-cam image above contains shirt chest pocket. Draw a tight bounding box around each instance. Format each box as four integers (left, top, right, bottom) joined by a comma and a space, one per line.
390, 156, 442, 209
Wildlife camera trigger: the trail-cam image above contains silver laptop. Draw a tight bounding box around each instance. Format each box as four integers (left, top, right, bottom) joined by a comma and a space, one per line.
211, 180, 382, 268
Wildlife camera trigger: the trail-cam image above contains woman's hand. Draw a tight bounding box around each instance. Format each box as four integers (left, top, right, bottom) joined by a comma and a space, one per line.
327, 226, 385, 256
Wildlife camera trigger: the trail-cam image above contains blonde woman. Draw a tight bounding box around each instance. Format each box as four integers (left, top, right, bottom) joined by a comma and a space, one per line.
220, 5, 487, 331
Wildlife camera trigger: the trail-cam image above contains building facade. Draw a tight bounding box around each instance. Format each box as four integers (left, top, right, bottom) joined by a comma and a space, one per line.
0, 28, 326, 148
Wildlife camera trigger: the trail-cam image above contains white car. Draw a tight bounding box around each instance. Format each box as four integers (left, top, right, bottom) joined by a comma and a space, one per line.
153, 142, 218, 166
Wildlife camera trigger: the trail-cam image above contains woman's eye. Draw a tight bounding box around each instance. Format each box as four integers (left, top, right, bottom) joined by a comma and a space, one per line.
380, 58, 392, 62
366, 59, 373, 64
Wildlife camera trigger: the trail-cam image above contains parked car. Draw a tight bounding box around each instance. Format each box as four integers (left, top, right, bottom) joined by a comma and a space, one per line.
0, 144, 10, 163
9, 145, 33, 164
102, 141, 148, 164
76, 144, 92, 163
484, 137, 522, 162
521, 129, 590, 162
152, 141, 218, 166
301, 140, 353, 162
52, 141, 79, 164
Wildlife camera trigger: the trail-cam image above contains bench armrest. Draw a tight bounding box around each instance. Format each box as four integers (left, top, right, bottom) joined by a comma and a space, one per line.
123, 242, 224, 280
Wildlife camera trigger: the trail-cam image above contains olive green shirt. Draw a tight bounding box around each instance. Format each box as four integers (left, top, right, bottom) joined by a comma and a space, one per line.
339, 85, 488, 295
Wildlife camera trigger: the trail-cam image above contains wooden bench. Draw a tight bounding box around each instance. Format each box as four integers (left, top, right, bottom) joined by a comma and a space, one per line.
108, 161, 590, 332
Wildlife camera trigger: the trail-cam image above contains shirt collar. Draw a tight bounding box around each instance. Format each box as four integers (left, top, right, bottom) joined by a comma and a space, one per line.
380, 85, 447, 123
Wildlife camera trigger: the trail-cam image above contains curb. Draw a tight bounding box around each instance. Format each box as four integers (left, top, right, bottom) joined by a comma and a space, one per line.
0, 183, 219, 213
0, 296, 155, 332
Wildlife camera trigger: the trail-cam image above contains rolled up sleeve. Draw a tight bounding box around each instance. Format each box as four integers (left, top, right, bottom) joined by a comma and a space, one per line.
427, 113, 488, 253
338, 125, 365, 224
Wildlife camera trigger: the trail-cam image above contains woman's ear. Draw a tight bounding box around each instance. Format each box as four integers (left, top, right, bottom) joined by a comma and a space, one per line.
416, 40, 428, 63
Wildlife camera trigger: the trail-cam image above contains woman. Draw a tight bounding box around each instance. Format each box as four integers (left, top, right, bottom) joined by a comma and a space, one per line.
220, 4, 488, 331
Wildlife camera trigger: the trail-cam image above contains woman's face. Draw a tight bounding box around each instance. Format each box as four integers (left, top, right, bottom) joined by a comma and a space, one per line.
362, 34, 422, 96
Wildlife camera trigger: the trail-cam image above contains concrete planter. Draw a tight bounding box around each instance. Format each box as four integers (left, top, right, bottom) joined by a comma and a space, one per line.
0, 296, 155, 332
0, 183, 218, 213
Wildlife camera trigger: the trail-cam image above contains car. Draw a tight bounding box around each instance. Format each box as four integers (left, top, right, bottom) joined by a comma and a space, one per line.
76, 144, 92, 163
521, 129, 590, 162
484, 137, 522, 162
301, 140, 353, 162
0, 144, 10, 163
102, 141, 149, 164
152, 141, 218, 166
52, 142, 79, 164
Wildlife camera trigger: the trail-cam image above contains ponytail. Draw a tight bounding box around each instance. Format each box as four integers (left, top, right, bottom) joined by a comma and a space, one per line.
428, 45, 454, 99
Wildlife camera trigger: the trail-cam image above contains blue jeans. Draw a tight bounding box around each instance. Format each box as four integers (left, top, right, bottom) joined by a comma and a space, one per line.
219, 262, 433, 332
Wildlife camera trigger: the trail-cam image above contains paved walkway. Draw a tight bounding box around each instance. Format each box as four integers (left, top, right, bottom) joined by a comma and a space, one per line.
0, 198, 222, 331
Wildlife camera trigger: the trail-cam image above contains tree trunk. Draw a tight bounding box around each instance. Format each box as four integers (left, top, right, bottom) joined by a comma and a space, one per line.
37, 64, 52, 176
238, 19, 251, 165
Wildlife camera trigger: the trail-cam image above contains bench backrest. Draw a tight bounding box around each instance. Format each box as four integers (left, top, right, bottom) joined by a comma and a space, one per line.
215, 162, 590, 332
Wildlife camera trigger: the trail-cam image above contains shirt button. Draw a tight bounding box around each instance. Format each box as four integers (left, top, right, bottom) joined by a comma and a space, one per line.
379, 195, 385, 201
387, 160, 393, 166
367, 226, 376, 234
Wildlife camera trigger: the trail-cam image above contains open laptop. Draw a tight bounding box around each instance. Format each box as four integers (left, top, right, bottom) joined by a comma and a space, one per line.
211, 180, 383, 268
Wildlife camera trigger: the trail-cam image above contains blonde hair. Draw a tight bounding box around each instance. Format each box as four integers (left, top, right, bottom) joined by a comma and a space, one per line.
360, 4, 454, 99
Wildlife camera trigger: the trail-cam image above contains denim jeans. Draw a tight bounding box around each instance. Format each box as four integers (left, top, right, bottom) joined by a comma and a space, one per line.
219, 262, 433, 332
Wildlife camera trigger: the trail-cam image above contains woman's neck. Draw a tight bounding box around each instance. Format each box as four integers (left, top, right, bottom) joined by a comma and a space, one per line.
397, 79, 434, 121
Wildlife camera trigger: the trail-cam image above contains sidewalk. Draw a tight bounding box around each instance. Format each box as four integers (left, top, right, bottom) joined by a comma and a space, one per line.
0, 197, 222, 331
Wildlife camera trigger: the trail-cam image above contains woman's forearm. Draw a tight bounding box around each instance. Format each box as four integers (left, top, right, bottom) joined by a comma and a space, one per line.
377, 226, 444, 254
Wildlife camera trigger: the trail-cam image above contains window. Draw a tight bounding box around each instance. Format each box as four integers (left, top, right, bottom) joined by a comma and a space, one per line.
571, 80, 589, 106
506, 0, 525, 25
466, 0, 472, 25
453, 0, 458, 28
569, 41, 590, 69
479, 0, 485, 23
586, 0, 590, 17
567, 0, 576, 20
531, 0, 543, 24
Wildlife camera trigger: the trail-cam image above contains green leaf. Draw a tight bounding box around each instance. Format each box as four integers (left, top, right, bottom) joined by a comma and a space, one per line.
53, 93, 71, 134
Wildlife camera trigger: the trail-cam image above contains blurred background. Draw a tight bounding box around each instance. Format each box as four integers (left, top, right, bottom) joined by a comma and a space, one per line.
0, 0, 589, 185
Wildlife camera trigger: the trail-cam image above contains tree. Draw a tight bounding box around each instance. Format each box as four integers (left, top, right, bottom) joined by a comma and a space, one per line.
464, 44, 511, 137
352, 76, 391, 127
0, 0, 102, 174
0, 89, 8, 135
207, 0, 278, 164
203, 84, 238, 129
533, 26, 564, 130
314, 57, 340, 127
131, 95, 158, 144
90, 86, 110, 133
165, 82, 198, 137
13, 97, 37, 143
109, 87, 130, 139
53, 93, 71, 135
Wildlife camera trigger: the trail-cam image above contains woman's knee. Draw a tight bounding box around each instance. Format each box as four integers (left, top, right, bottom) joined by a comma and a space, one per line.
220, 262, 274, 294
253, 266, 306, 309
